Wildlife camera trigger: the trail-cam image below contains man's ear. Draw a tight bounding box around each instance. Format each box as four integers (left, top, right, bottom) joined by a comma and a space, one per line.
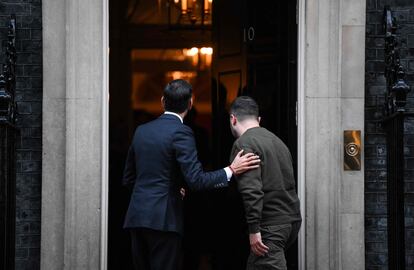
258, 116, 261, 123
189, 97, 193, 110
230, 114, 237, 126
161, 96, 165, 109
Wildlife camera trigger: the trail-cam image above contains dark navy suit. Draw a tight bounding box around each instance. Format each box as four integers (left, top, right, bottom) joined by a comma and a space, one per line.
123, 113, 228, 270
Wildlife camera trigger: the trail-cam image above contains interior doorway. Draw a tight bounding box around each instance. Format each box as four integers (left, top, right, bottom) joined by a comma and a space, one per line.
108, 0, 298, 269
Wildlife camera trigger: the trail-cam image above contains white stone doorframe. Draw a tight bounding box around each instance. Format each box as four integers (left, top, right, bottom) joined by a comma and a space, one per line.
42, 0, 109, 269
95, 1, 308, 269
297, 0, 306, 269
101, 0, 110, 269
97, 0, 308, 269
42, 0, 365, 269
96, 0, 308, 267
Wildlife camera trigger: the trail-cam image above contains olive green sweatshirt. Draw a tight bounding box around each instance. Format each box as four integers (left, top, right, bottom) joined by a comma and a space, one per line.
230, 127, 301, 234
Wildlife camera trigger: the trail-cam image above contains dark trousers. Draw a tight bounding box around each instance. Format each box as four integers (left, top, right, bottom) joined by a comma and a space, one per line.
246, 221, 301, 270
130, 228, 181, 270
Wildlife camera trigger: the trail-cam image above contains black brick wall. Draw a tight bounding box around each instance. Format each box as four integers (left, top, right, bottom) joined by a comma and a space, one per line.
0, 1, 42, 270
366, 0, 414, 269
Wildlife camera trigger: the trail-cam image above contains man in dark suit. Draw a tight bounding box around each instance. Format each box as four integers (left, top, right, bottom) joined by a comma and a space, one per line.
122, 80, 261, 270
229, 96, 302, 270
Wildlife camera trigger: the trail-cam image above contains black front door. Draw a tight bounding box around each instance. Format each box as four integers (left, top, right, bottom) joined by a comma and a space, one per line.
211, 0, 298, 268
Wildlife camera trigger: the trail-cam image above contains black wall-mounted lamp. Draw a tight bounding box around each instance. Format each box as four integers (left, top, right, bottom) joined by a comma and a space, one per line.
0, 75, 12, 123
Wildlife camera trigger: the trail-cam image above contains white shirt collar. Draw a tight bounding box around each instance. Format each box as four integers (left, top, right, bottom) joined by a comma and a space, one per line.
164, 111, 183, 123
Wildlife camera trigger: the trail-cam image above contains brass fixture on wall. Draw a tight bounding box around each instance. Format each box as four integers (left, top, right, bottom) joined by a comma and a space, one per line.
344, 130, 361, 171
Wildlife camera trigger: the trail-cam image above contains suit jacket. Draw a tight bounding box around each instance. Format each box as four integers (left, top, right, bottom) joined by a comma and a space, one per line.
123, 113, 228, 234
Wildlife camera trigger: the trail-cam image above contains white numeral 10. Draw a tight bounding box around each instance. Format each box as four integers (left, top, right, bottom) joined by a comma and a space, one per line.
243, 27, 255, 42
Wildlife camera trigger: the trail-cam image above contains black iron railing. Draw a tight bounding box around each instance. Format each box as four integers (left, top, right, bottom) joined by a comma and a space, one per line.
0, 15, 17, 270
382, 6, 413, 270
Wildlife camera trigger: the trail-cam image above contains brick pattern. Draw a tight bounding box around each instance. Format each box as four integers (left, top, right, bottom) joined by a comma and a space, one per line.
0, 1, 42, 270
366, 0, 414, 269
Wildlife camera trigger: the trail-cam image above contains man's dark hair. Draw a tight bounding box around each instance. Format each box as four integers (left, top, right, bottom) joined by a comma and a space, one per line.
163, 79, 192, 113
230, 96, 259, 121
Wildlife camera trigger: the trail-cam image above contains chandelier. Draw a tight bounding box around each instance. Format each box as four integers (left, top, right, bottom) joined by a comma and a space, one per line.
126, 0, 213, 27
170, 0, 213, 26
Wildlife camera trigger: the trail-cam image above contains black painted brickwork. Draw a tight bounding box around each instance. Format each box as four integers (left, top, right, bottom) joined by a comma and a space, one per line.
366, 0, 414, 269
0, 1, 42, 270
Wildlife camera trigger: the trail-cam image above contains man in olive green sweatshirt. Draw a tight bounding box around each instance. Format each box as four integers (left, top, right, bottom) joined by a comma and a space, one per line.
229, 96, 302, 270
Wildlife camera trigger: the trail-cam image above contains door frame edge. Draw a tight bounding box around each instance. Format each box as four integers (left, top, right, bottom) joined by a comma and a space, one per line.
297, 0, 306, 269
101, 0, 110, 269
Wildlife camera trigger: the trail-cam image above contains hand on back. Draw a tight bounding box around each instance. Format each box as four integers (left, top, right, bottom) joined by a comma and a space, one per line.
230, 149, 260, 175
